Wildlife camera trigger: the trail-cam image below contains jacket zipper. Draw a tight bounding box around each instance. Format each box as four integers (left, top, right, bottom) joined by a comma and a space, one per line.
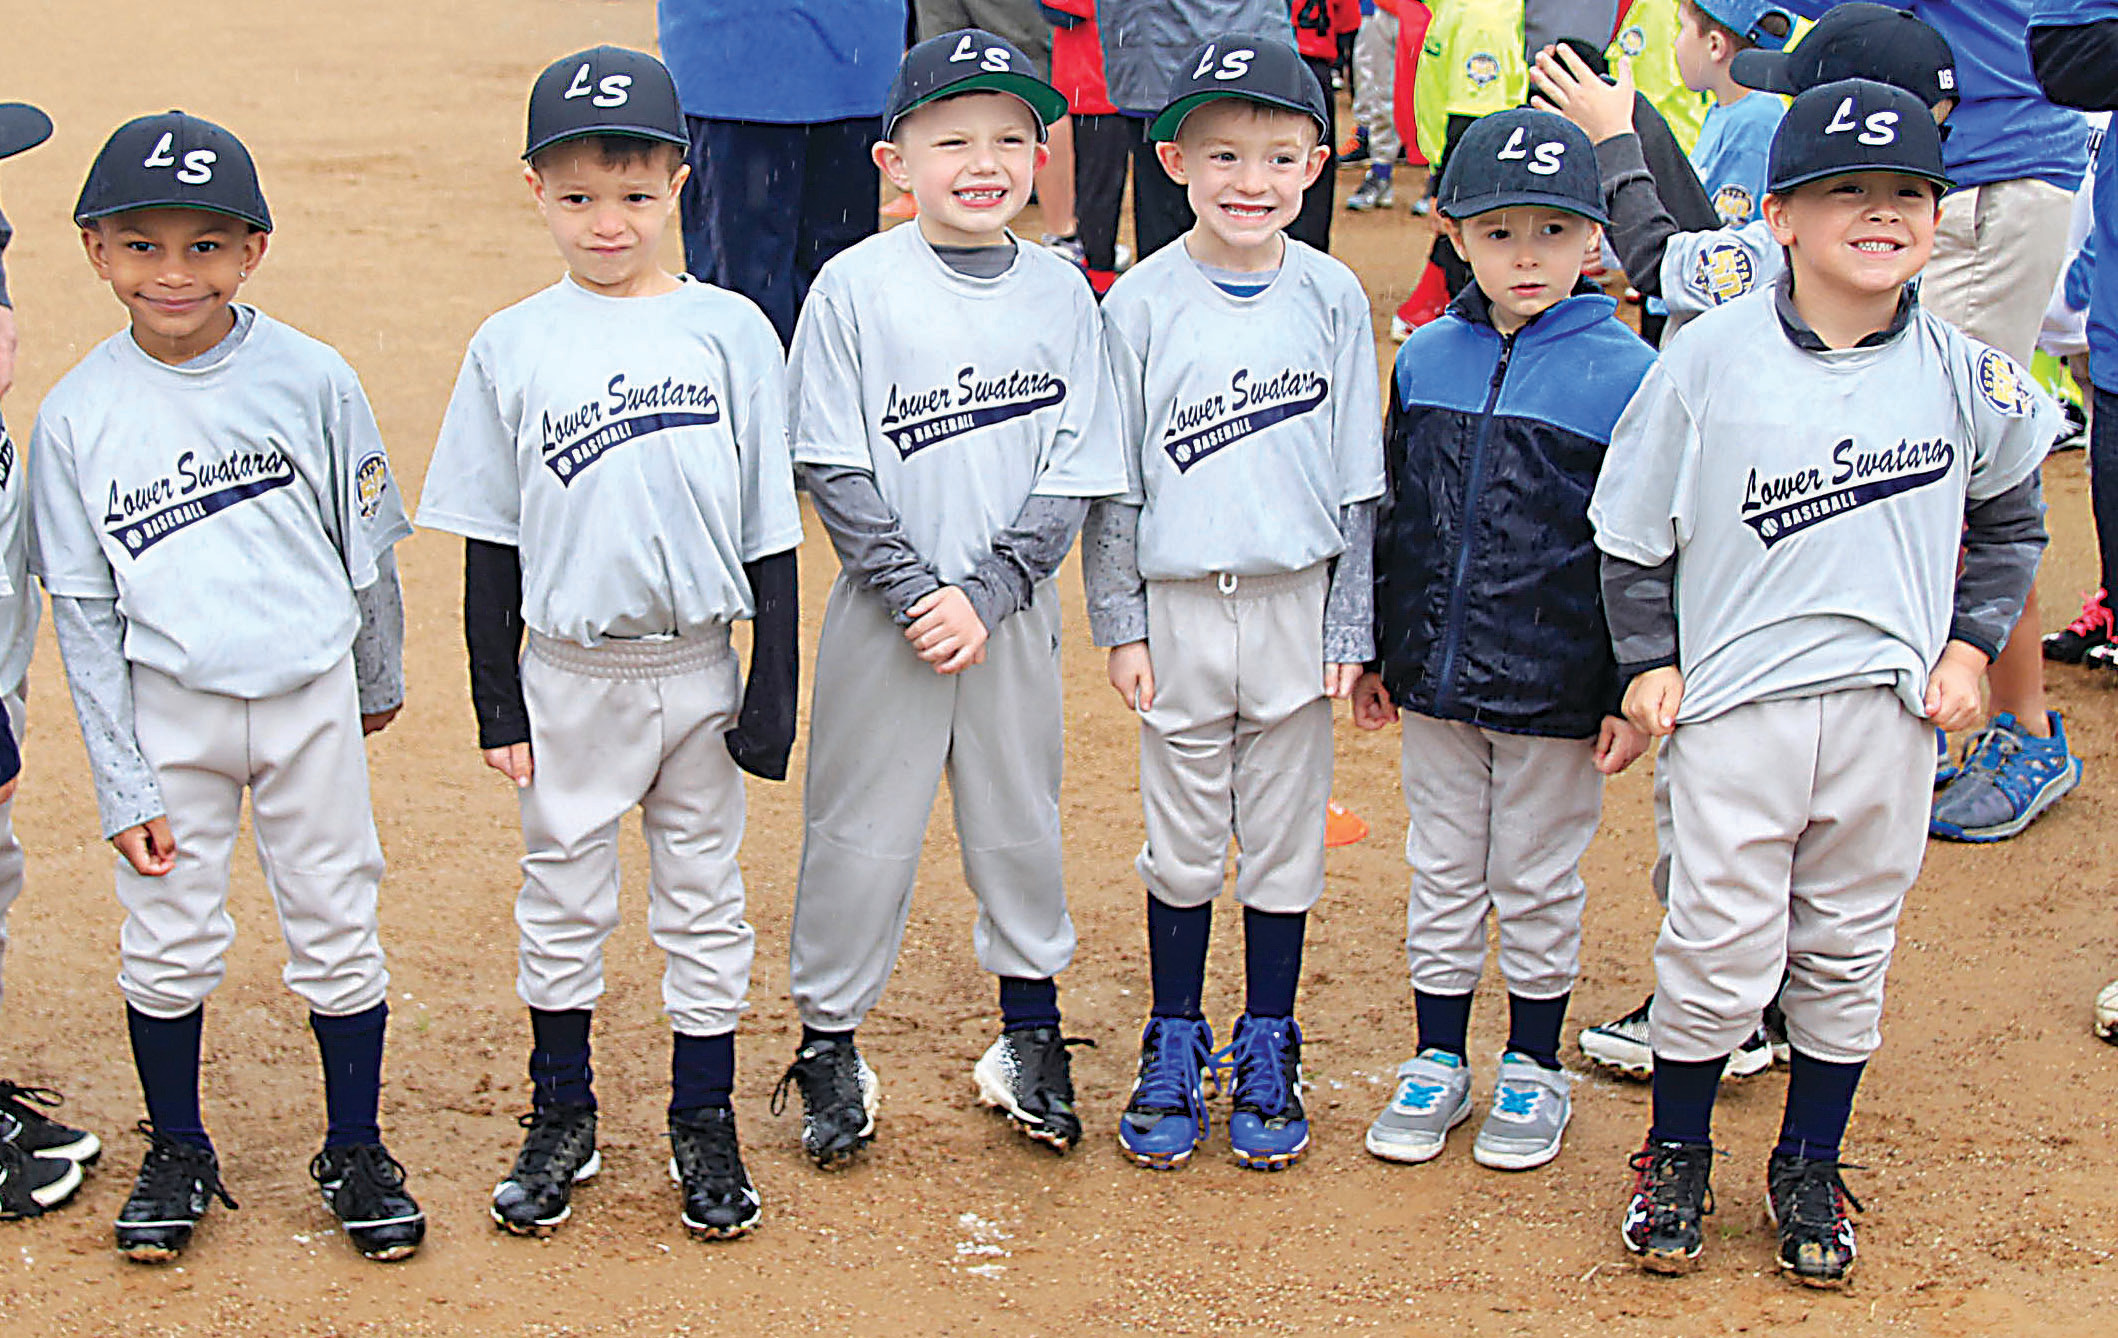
1432, 327, 1517, 713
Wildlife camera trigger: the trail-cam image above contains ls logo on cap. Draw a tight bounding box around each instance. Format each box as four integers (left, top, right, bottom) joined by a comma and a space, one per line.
1191, 44, 1257, 81
950, 33, 1015, 72
1496, 125, 1565, 176
564, 63, 633, 108
143, 133, 216, 185
1824, 97, 1899, 146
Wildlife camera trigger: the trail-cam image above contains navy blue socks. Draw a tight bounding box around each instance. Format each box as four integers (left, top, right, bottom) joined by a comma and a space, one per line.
310, 1002, 388, 1147
1147, 895, 1212, 1019
1414, 990, 1473, 1059
1650, 1053, 1728, 1147
1776, 1050, 1866, 1161
529, 1006, 595, 1110
1506, 992, 1570, 1071
1242, 907, 1305, 1018
128, 1004, 210, 1150
998, 976, 1061, 1032
670, 1030, 736, 1114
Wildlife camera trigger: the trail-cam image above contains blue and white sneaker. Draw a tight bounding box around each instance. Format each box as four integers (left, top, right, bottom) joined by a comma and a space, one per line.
1933, 728, 1957, 788
1218, 1014, 1309, 1171
1471, 1053, 1571, 1171
1117, 1017, 1215, 1170
1365, 1050, 1472, 1163
1930, 711, 2082, 842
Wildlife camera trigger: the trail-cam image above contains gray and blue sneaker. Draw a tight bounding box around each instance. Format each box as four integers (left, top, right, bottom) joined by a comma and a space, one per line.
1364, 1050, 1472, 1164
1471, 1053, 1572, 1171
1117, 1016, 1215, 1169
1933, 728, 1957, 788
1219, 1014, 1309, 1170
1930, 710, 2082, 842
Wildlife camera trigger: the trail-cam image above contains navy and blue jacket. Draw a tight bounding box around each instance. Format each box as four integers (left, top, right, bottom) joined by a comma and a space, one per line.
1373, 285, 1655, 740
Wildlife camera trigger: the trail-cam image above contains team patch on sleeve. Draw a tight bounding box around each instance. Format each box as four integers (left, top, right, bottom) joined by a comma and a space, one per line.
355, 451, 391, 520
1974, 348, 2032, 417
1711, 184, 1756, 226
1690, 237, 1757, 305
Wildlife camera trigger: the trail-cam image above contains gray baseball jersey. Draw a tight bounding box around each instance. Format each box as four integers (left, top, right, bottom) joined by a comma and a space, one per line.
29, 309, 411, 698
417, 277, 803, 644
788, 223, 1128, 581
1101, 238, 1385, 580
1590, 286, 2057, 724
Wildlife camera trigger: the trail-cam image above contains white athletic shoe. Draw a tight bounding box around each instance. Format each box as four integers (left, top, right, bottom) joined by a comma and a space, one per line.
1578, 996, 1774, 1079
2096, 979, 2118, 1044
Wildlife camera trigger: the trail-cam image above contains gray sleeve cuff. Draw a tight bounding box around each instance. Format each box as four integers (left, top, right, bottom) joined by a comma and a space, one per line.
1602, 551, 1679, 679
353, 548, 405, 716
801, 463, 944, 624
50, 595, 164, 838
1595, 132, 1677, 299
960, 495, 1091, 632
1954, 472, 2048, 659
1081, 500, 1148, 647
1324, 501, 1376, 664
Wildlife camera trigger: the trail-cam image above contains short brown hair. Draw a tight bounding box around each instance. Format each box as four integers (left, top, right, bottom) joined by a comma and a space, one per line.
528, 133, 686, 176
1678, 0, 1792, 52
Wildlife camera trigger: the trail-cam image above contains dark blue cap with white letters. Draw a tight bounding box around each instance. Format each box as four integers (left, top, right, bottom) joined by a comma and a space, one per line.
1733, 4, 1958, 111
1766, 78, 1951, 195
883, 30, 1070, 141
1437, 108, 1606, 225
525, 46, 689, 161
1150, 34, 1329, 142
74, 111, 271, 232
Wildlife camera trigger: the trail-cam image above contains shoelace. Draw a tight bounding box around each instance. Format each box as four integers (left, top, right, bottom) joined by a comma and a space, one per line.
1778, 1159, 1864, 1232
1628, 1143, 1713, 1227
670, 1114, 744, 1185
1959, 722, 2021, 779
314, 1144, 413, 1216
1130, 1020, 1209, 1116
1396, 1077, 1444, 1112
512, 1107, 590, 1182
769, 1045, 858, 1119
0, 1081, 66, 1113
1030, 1035, 1095, 1103
1214, 1021, 1295, 1117
1493, 1083, 1542, 1118
135, 1121, 238, 1211
2066, 589, 2113, 636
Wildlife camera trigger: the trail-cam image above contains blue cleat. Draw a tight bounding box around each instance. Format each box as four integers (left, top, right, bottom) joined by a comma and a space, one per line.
1117, 1017, 1215, 1169
1218, 1014, 1310, 1170
1930, 711, 2082, 842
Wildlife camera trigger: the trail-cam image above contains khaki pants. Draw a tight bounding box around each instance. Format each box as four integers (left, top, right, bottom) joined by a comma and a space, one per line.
1922, 177, 2077, 363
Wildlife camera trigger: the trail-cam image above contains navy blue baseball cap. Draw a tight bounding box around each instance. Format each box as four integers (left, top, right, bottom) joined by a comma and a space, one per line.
1150, 35, 1330, 142
1733, 4, 1958, 111
525, 46, 688, 160
1692, 0, 1796, 50
1766, 78, 1951, 195
883, 30, 1069, 141
74, 111, 270, 232
1438, 108, 1607, 225
0, 103, 51, 161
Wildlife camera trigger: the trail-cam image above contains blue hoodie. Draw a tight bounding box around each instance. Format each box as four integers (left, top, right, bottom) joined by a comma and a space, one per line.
2029, 0, 2118, 389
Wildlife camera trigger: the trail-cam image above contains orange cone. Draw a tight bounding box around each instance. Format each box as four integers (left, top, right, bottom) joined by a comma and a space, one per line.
1324, 799, 1369, 847
880, 192, 918, 221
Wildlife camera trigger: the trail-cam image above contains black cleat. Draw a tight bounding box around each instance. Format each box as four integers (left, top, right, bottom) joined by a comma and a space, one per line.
311, 1142, 426, 1262
974, 1027, 1092, 1153
1767, 1152, 1863, 1289
491, 1104, 598, 1236
668, 1106, 761, 1239
0, 1128, 82, 1220
1621, 1139, 1715, 1275
114, 1123, 235, 1263
0, 1081, 100, 1165
771, 1039, 877, 1168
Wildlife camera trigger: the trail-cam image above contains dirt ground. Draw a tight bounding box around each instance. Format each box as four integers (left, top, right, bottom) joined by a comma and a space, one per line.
0, 2, 2114, 1334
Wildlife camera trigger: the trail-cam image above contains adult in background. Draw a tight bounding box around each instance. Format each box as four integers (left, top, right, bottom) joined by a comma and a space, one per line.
658, 0, 908, 346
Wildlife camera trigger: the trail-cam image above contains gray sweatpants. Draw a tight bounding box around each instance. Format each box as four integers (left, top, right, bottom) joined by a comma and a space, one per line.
1137, 565, 1331, 915
1399, 713, 1602, 1000
1651, 686, 1930, 1065
789, 575, 1073, 1032
516, 630, 753, 1038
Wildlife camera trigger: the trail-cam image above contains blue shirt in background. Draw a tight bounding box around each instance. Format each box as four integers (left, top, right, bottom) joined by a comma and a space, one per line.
1691, 90, 1783, 227
2031, 0, 2117, 389
657, 0, 907, 123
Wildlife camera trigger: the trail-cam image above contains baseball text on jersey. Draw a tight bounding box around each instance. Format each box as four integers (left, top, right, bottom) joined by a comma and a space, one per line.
1741, 437, 1956, 547
878, 366, 1066, 459
104, 447, 296, 556
540, 371, 725, 485
1162, 367, 1329, 472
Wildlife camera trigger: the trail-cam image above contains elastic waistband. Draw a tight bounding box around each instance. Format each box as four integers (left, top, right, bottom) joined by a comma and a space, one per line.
1152, 562, 1329, 601
528, 627, 731, 679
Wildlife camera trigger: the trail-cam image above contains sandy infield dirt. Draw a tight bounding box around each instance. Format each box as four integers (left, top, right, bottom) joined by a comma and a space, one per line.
0, 2, 2113, 1333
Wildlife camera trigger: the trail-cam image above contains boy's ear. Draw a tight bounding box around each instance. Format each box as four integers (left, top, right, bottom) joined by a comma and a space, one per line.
872, 138, 912, 192
80, 223, 113, 279
1301, 141, 1330, 189
668, 162, 692, 206
1437, 215, 1468, 261
1034, 141, 1051, 176
239, 229, 268, 278
1761, 190, 1796, 247
1154, 139, 1188, 186
524, 165, 546, 204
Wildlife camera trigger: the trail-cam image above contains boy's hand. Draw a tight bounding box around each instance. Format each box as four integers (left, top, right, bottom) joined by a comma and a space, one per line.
1595, 714, 1650, 775
1351, 670, 1398, 730
361, 707, 401, 736
115, 817, 177, 877
1324, 662, 1362, 700
484, 742, 534, 788
906, 586, 989, 675
1622, 666, 1684, 737
1108, 641, 1156, 711
1925, 641, 1989, 733
1530, 44, 1637, 144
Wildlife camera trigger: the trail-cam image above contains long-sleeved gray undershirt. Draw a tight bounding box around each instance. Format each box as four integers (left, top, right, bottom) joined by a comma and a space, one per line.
800, 462, 1088, 631
1599, 471, 2049, 681
1081, 498, 1378, 662
1595, 132, 1685, 302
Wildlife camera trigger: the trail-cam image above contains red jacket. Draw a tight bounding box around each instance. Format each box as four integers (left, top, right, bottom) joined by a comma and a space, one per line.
1291, 0, 1363, 60
1047, 0, 1116, 115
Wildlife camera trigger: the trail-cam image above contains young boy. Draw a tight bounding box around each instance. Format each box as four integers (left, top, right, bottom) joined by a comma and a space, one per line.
779, 30, 1122, 1167
1083, 36, 1383, 1171
1591, 79, 2057, 1286
0, 98, 100, 1223
1352, 109, 1653, 1174
417, 47, 801, 1240
1674, 0, 1794, 228
31, 112, 423, 1263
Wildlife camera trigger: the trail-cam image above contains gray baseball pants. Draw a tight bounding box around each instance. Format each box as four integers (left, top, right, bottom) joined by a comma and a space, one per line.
0, 691, 26, 1007
1651, 686, 1930, 1065
1137, 565, 1331, 915
516, 629, 752, 1038
789, 576, 1073, 1032
118, 655, 387, 1019
1398, 713, 1602, 999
